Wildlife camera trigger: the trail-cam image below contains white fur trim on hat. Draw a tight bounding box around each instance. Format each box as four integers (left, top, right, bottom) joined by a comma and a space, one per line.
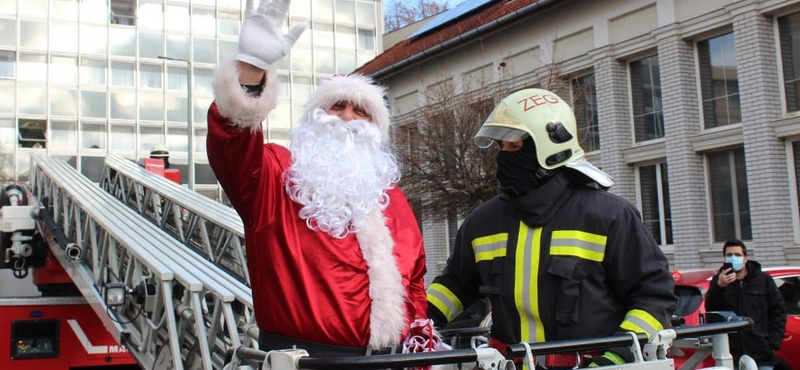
356, 209, 407, 349
212, 58, 278, 131
303, 74, 391, 141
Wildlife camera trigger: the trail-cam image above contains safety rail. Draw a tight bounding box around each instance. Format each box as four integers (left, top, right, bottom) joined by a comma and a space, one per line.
99, 154, 249, 285
29, 155, 258, 370
227, 320, 753, 370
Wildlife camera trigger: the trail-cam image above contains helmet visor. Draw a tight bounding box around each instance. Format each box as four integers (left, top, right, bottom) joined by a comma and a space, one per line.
474, 126, 530, 148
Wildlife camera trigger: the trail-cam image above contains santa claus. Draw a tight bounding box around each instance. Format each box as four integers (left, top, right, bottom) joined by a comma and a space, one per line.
206, 0, 428, 356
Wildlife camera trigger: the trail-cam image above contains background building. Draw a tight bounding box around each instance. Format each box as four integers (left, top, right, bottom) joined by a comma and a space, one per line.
358, 0, 800, 280
0, 0, 384, 200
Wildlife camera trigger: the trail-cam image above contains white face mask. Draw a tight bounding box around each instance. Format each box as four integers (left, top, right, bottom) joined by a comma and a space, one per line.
725, 255, 745, 271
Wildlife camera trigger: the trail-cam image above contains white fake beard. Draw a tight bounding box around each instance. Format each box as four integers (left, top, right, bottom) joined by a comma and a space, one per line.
286, 109, 400, 239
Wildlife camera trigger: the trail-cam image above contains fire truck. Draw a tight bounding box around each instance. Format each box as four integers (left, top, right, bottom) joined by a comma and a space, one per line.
0, 154, 757, 370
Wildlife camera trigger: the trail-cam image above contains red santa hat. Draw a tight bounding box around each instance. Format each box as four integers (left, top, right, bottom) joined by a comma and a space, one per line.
303, 74, 391, 141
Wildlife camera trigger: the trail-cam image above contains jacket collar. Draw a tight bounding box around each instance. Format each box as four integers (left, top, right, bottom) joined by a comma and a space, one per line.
500, 170, 576, 226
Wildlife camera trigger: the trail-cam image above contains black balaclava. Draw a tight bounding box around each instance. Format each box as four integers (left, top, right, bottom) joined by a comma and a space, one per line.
496, 137, 555, 196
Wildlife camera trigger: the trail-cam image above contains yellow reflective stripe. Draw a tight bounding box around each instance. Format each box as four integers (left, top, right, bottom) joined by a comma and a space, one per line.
515, 223, 545, 344
472, 233, 508, 262
427, 283, 464, 322
603, 351, 626, 365
619, 309, 663, 339
550, 230, 607, 262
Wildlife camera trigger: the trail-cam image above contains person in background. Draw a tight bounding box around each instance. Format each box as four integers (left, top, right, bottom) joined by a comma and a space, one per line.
426, 88, 677, 369
706, 240, 786, 370
206, 0, 428, 356
149, 143, 170, 169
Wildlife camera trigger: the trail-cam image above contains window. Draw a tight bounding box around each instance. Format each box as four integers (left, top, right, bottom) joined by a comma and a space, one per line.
50, 22, 79, 53
356, 2, 375, 25
779, 12, 800, 112
0, 85, 14, 114
18, 85, 47, 115
638, 163, 672, 246
337, 52, 356, 74
193, 38, 215, 64
138, 126, 163, 152
110, 27, 135, 56
139, 63, 162, 89
0, 119, 15, 148
139, 93, 164, 121
336, 0, 355, 23
572, 74, 599, 152
0, 51, 13, 78
80, 58, 106, 85
80, 24, 107, 55
192, 9, 215, 35
165, 4, 189, 32
50, 122, 76, 149
314, 23, 334, 47
137, 1, 163, 30
81, 0, 108, 24
219, 11, 240, 36
82, 123, 107, 149
292, 76, 313, 101
111, 61, 134, 87
698, 33, 741, 129
20, 21, 47, 50
357, 29, 374, 50
336, 25, 355, 49
110, 0, 136, 26
630, 55, 663, 142
50, 56, 77, 85
19, 53, 47, 82
0, 18, 15, 47
775, 276, 800, 315
111, 124, 135, 150
314, 48, 335, 74
80, 91, 107, 118
50, 87, 78, 116
110, 91, 135, 119
166, 35, 190, 61
81, 156, 105, 182
166, 126, 188, 152
167, 66, 188, 91
194, 67, 214, 94
291, 47, 312, 72
52, 0, 79, 21
195, 163, 217, 185
17, 119, 47, 148
708, 148, 751, 242
194, 128, 207, 154
166, 96, 188, 122
316, 0, 333, 21
138, 33, 163, 59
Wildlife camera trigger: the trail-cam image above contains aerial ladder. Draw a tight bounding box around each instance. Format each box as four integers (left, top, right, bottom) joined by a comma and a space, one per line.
0, 154, 758, 370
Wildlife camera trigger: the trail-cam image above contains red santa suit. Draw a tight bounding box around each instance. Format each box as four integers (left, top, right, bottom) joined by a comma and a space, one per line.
206, 60, 427, 350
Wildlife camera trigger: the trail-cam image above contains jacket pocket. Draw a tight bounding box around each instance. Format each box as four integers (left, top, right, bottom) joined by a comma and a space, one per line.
547, 256, 586, 325
479, 258, 505, 296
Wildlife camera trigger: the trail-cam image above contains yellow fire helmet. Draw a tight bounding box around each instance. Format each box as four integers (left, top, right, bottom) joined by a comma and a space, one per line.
474, 88, 614, 188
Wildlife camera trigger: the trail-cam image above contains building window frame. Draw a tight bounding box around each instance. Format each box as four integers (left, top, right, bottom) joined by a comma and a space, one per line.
628, 54, 664, 142
696, 31, 742, 130
570, 72, 599, 152
786, 138, 800, 244
635, 161, 673, 248
705, 147, 752, 243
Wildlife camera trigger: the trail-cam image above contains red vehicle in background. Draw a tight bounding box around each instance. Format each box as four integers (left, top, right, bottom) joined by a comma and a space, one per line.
670, 267, 800, 370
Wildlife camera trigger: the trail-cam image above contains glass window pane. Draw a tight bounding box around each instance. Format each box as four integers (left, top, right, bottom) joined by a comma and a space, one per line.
20, 21, 48, 50
291, 47, 312, 72
336, 0, 355, 24
194, 127, 207, 153
314, 23, 334, 47
138, 33, 163, 59
50, 22, 78, 53
336, 52, 355, 74
314, 49, 335, 74
138, 1, 163, 30
110, 91, 136, 119
316, 0, 333, 21
336, 25, 355, 49
167, 66, 188, 91
194, 67, 214, 93
219, 0, 239, 9
81, 90, 107, 118
193, 9, 215, 35
166, 35, 190, 61
0, 18, 15, 47
110, 27, 135, 56
80, 0, 108, 23
194, 96, 212, 124
19, 85, 47, 115
0, 84, 14, 114
291, 0, 311, 18
357, 2, 374, 25
780, 13, 800, 112
358, 29, 374, 50
630, 55, 664, 142
166, 126, 188, 151
0, 51, 13, 78
166, 4, 190, 32
19, 54, 47, 82
80, 24, 107, 55
698, 33, 740, 129
268, 101, 291, 129
277, 75, 289, 97
18, 119, 47, 148
193, 38, 215, 64
53, 0, 79, 20
82, 123, 106, 149
139, 126, 163, 152
572, 74, 599, 152
49, 87, 78, 116
218, 40, 238, 65
292, 76, 313, 101
139, 92, 164, 121
51, 121, 77, 149
293, 19, 311, 45
81, 58, 106, 85
111, 61, 134, 86
110, 0, 136, 25
50, 55, 78, 85
20, 0, 47, 17
357, 51, 374, 67
0, 0, 16, 15
111, 124, 135, 150
639, 165, 661, 243
166, 96, 188, 122
219, 11, 240, 36
139, 63, 162, 89
81, 156, 105, 182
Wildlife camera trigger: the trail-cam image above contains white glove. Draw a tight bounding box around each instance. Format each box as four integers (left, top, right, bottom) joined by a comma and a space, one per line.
235, 0, 307, 71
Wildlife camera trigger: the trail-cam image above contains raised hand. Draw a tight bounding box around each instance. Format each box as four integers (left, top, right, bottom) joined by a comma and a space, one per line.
235, 0, 307, 71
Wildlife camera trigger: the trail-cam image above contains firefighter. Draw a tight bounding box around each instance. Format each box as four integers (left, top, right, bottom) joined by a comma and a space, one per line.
426, 88, 677, 368
149, 143, 170, 169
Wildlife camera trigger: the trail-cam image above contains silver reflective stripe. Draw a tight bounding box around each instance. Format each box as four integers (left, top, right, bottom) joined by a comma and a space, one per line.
625, 315, 658, 337
550, 237, 605, 253
518, 225, 538, 343
428, 288, 459, 319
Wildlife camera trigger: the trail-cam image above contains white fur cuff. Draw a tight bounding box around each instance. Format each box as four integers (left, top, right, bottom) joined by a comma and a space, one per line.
212, 58, 278, 131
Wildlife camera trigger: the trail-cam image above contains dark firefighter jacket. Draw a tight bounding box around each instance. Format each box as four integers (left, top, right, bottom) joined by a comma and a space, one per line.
427, 171, 678, 346
705, 260, 786, 365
